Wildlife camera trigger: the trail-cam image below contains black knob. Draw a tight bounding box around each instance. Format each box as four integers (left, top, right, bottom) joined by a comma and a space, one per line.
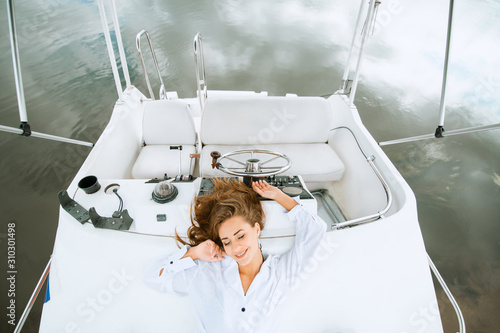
210, 151, 221, 169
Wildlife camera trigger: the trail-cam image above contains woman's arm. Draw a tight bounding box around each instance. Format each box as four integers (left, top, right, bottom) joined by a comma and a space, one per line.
279, 205, 327, 287
252, 180, 328, 287
144, 240, 225, 296
143, 245, 198, 296
252, 180, 298, 211
181, 239, 226, 262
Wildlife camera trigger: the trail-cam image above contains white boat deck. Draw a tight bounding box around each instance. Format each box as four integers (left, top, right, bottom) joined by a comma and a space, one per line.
40, 190, 441, 332
39, 89, 443, 332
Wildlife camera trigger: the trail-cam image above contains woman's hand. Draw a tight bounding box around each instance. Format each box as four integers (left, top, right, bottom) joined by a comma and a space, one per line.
252, 180, 282, 200
183, 239, 226, 262
252, 179, 299, 211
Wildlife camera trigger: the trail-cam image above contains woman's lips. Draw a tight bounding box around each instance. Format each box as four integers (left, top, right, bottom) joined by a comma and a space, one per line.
236, 249, 247, 258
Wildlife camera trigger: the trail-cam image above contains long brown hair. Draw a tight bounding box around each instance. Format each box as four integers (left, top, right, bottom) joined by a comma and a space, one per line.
176, 178, 265, 248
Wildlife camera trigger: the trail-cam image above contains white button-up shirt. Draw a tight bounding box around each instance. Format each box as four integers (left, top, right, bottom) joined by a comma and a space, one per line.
143, 204, 327, 332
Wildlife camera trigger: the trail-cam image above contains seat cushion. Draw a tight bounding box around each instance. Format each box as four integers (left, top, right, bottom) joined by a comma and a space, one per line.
132, 145, 196, 179
200, 97, 332, 145
142, 100, 196, 145
201, 144, 345, 183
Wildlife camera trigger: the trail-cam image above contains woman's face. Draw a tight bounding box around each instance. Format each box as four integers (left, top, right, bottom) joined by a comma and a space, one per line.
219, 215, 261, 267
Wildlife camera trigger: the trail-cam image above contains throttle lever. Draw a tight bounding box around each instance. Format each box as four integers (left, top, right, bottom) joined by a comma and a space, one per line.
210, 151, 221, 169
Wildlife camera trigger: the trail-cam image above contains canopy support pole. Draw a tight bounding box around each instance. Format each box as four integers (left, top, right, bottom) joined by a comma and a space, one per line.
435, 0, 456, 138
0, 125, 94, 147
379, 122, 500, 146
348, 0, 378, 106
4, 0, 94, 147
339, 0, 366, 94
96, 0, 124, 101
6, 0, 28, 123
110, 0, 131, 88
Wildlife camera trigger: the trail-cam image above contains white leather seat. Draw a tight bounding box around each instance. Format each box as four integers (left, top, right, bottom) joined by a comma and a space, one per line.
132, 100, 197, 179
199, 97, 345, 183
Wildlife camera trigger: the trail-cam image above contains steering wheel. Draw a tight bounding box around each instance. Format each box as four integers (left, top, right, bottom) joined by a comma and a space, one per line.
211, 149, 291, 177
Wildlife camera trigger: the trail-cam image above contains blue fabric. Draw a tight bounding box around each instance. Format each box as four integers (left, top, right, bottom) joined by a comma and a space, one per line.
44, 275, 50, 303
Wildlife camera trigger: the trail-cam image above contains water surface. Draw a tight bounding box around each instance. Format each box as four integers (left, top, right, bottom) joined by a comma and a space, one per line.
0, 0, 499, 331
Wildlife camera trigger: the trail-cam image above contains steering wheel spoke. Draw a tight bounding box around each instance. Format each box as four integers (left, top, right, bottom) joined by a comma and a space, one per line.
260, 166, 286, 170
224, 156, 246, 166
260, 155, 281, 166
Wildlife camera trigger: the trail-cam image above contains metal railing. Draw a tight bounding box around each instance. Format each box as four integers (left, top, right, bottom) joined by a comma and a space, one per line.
136, 30, 167, 100
428, 254, 466, 333
96, 0, 131, 101
339, 0, 366, 95
325, 127, 465, 331
329, 126, 393, 230
340, 0, 380, 105
194, 33, 207, 111
13, 257, 52, 333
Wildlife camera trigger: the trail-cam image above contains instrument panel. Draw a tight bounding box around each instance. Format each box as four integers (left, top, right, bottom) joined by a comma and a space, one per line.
198, 176, 314, 200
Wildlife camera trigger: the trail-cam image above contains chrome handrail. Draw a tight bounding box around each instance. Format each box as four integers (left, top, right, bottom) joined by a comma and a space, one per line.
136, 30, 166, 100
14, 257, 52, 333
428, 253, 466, 333
330, 126, 393, 230
193, 33, 207, 111
332, 155, 393, 229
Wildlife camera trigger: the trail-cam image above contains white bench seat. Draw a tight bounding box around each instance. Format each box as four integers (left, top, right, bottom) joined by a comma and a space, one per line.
199, 96, 345, 184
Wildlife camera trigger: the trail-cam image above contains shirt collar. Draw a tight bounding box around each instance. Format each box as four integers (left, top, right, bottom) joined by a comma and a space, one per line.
224, 258, 244, 295
225, 255, 274, 297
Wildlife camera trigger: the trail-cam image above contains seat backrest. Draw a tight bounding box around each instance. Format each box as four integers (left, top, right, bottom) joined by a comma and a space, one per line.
142, 99, 196, 145
200, 97, 332, 146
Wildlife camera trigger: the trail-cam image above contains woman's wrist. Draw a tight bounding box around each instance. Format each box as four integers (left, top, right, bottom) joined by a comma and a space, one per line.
182, 246, 198, 260
275, 191, 299, 211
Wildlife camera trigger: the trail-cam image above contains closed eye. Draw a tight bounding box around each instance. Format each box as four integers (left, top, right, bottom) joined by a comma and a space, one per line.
223, 234, 244, 246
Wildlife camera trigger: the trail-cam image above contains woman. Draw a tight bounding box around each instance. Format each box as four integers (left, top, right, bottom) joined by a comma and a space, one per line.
143, 178, 327, 332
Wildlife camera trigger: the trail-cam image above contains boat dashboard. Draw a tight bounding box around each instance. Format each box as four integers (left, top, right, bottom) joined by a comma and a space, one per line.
61, 175, 318, 239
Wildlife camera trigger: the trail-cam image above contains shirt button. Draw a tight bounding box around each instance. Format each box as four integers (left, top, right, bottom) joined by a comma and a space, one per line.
241, 307, 245, 312
170, 261, 173, 264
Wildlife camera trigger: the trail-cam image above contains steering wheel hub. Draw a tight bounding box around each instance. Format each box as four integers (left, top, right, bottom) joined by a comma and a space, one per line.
245, 158, 262, 173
